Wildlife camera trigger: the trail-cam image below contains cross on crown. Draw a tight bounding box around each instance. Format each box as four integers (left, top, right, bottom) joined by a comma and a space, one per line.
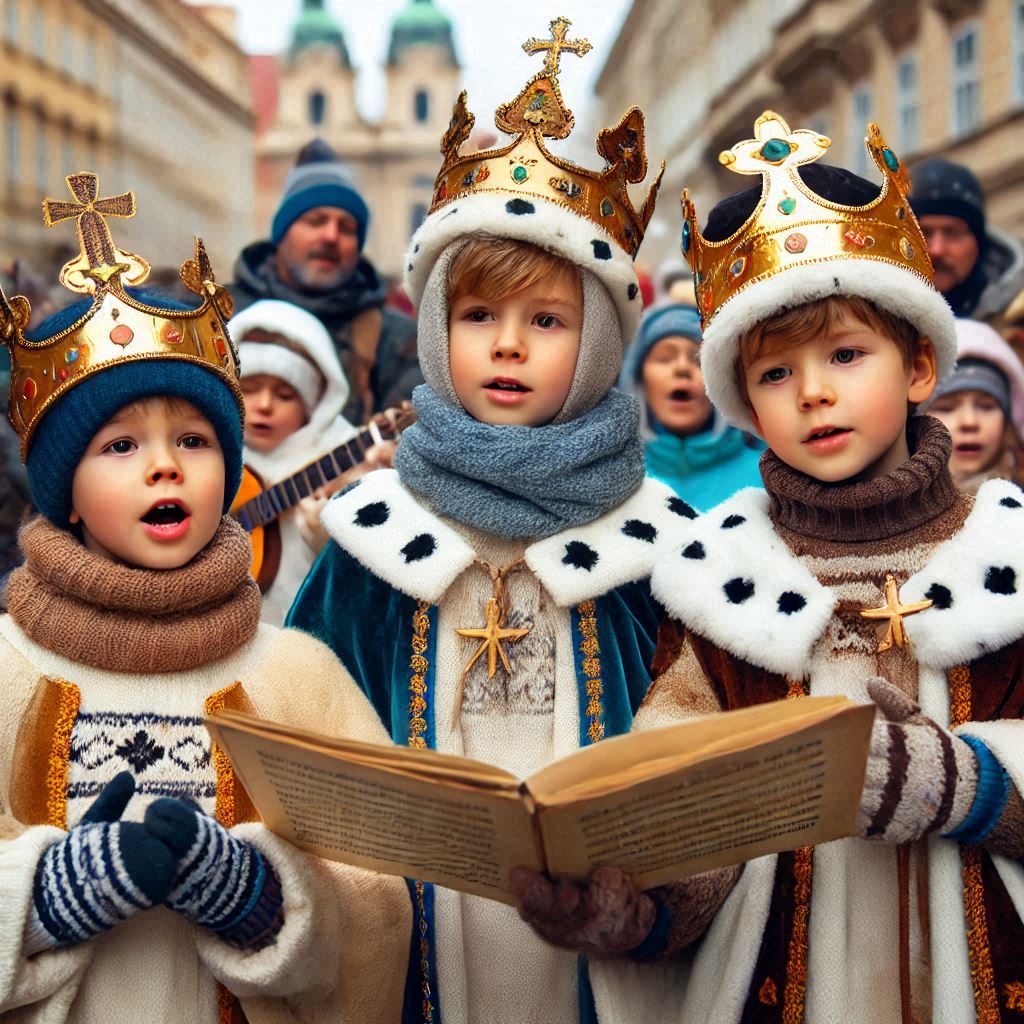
43, 173, 150, 294
522, 16, 592, 76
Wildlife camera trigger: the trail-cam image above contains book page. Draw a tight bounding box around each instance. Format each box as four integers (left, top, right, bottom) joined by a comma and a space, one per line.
206, 715, 543, 904
531, 701, 873, 888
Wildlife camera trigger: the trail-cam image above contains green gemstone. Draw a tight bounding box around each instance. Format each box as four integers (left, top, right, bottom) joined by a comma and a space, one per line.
882, 148, 899, 173
512, 165, 528, 183
600, 197, 614, 217
681, 220, 691, 254
759, 139, 792, 162
778, 196, 797, 215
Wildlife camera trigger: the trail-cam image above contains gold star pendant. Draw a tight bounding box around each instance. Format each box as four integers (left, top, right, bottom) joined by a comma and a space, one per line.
859, 574, 933, 652
456, 598, 530, 678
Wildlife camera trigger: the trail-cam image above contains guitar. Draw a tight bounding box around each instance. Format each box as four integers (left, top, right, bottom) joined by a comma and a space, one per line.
232, 406, 417, 591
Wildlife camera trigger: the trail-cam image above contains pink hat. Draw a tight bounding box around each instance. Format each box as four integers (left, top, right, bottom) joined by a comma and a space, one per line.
943, 319, 1024, 436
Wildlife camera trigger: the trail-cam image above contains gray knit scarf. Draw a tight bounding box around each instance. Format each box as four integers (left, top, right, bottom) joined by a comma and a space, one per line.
395, 385, 646, 539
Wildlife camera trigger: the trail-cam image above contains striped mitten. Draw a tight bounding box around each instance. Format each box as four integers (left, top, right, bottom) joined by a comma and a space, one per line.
856, 677, 979, 843
144, 798, 284, 950
27, 772, 176, 955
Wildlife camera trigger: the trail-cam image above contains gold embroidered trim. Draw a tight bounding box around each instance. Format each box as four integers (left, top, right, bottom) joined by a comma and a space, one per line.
409, 600, 431, 749
961, 845, 1000, 1023
783, 846, 813, 1024
46, 678, 80, 829
407, 601, 436, 1023
205, 683, 241, 830
948, 664, 972, 730
758, 976, 779, 1006
1004, 981, 1024, 1011
577, 600, 604, 743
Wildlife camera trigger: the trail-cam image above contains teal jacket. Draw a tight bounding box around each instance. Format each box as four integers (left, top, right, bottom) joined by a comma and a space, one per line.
286, 470, 688, 1024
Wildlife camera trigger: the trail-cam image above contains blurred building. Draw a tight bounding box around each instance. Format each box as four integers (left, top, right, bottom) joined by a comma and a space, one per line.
252, 0, 460, 281
0, 0, 254, 281
594, 0, 1024, 271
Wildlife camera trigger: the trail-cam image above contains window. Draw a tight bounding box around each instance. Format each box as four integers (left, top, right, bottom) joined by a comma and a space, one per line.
5, 106, 19, 185
951, 21, 981, 137
60, 23, 74, 78
36, 118, 48, 191
308, 90, 326, 125
62, 132, 73, 176
4, 0, 18, 44
410, 202, 427, 236
895, 53, 920, 153
32, 6, 45, 61
806, 110, 832, 140
849, 86, 872, 176
1014, 1, 1024, 104
414, 89, 429, 123
83, 34, 97, 87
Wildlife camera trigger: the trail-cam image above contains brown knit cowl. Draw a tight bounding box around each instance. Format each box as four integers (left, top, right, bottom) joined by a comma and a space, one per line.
6, 515, 262, 673
761, 414, 962, 544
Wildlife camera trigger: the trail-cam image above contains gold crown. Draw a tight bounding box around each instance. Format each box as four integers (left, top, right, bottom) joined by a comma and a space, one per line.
429, 16, 663, 258
0, 172, 240, 458
680, 111, 935, 326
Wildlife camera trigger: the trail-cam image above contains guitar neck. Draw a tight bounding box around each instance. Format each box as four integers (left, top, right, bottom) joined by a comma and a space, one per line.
236, 422, 393, 532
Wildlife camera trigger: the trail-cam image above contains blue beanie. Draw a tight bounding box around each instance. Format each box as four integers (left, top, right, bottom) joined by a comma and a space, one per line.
623, 303, 703, 384
271, 138, 369, 250
24, 290, 244, 529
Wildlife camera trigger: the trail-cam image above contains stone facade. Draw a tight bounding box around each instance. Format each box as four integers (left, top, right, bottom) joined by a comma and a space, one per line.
0, 0, 254, 280
592, 0, 1024, 271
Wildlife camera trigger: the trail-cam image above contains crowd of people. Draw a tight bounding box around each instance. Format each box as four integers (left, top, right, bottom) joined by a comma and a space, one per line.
1, 21, 1023, 1024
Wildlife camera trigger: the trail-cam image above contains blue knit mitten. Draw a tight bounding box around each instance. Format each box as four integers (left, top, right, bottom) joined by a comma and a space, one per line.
144, 798, 284, 950
28, 772, 176, 954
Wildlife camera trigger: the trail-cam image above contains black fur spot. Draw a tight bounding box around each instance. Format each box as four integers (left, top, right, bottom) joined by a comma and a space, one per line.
1001, 496, 1022, 508
413, 243, 420, 253
506, 199, 535, 216
924, 583, 952, 609
721, 514, 746, 529
440, 206, 459, 220
592, 240, 612, 260
682, 541, 705, 560
622, 519, 657, 543
407, 263, 413, 272
724, 577, 755, 604
668, 496, 697, 519
563, 540, 599, 571
628, 283, 639, 301
401, 533, 436, 563
984, 566, 1017, 596
354, 501, 389, 527
777, 591, 806, 615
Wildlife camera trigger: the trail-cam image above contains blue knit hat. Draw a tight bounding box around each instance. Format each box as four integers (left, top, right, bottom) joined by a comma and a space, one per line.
622, 303, 703, 385
24, 290, 243, 529
271, 138, 370, 250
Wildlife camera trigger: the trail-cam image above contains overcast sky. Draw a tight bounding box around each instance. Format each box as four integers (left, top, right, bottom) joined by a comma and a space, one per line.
218, 0, 632, 125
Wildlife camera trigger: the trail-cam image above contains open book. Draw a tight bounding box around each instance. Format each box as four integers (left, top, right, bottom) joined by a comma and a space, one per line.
206, 696, 873, 905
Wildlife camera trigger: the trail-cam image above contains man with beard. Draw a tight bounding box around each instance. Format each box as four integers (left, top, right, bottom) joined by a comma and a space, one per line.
230, 139, 420, 425
909, 158, 1024, 324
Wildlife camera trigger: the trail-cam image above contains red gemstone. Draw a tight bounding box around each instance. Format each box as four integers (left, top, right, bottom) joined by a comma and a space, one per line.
110, 324, 134, 346
163, 325, 183, 345
22, 378, 36, 401
214, 335, 227, 358
58, 368, 68, 381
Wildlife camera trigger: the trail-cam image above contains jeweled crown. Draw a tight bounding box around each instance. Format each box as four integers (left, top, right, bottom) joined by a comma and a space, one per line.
680, 111, 935, 326
0, 172, 240, 457
429, 16, 663, 258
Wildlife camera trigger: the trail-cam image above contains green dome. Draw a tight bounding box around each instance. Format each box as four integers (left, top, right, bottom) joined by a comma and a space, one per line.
387, 0, 457, 67
289, 0, 351, 68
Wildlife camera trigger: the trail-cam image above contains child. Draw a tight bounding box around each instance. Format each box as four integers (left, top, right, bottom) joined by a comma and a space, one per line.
623, 301, 764, 509
231, 298, 359, 625
926, 317, 1024, 493
0, 174, 408, 1022
516, 114, 1024, 1023
284, 22, 683, 1024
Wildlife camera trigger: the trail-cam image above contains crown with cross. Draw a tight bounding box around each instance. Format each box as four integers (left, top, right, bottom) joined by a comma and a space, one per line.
0, 172, 240, 458
680, 110, 935, 328
427, 16, 664, 259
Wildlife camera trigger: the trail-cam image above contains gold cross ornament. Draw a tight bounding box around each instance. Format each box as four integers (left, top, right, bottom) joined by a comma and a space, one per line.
522, 16, 592, 76
43, 172, 150, 294
456, 598, 530, 678
859, 574, 933, 652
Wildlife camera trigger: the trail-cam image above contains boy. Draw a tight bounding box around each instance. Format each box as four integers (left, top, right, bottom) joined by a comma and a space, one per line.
517, 114, 1024, 1023
0, 174, 408, 1023
231, 298, 360, 624
284, 20, 686, 1024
